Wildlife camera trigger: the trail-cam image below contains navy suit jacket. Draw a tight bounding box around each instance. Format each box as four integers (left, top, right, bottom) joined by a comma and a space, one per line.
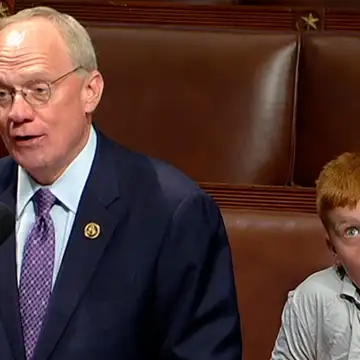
0, 131, 242, 360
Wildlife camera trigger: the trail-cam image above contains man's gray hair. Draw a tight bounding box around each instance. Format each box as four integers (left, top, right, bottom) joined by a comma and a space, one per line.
0, 6, 97, 71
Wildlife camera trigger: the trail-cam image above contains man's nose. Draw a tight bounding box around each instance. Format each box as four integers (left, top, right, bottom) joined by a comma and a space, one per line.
8, 92, 34, 123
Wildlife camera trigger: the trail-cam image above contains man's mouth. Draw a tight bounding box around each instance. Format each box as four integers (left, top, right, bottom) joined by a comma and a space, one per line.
15, 135, 38, 141
13, 135, 44, 145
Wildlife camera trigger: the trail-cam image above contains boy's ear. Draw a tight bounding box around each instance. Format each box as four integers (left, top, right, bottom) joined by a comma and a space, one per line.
325, 235, 342, 266
325, 235, 335, 254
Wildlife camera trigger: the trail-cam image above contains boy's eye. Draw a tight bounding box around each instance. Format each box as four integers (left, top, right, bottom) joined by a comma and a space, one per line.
345, 227, 359, 237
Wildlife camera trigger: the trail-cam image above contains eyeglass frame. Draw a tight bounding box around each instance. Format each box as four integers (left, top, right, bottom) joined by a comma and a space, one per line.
0, 66, 83, 108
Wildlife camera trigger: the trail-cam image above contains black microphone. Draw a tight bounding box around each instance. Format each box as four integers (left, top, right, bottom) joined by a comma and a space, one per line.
0, 203, 14, 246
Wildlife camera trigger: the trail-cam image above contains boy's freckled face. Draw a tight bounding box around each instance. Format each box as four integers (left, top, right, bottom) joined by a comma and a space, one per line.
327, 202, 360, 287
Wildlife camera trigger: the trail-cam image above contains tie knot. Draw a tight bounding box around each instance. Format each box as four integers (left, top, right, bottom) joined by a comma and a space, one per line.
33, 188, 56, 217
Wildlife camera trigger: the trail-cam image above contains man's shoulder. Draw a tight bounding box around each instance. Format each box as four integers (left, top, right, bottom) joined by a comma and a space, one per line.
101, 134, 211, 212
0, 155, 14, 168
0, 155, 17, 190
149, 156, 200, 198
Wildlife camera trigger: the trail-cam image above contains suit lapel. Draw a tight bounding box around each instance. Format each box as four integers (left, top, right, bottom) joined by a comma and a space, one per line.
0, 167, 26, 360
34, 133, 127, 360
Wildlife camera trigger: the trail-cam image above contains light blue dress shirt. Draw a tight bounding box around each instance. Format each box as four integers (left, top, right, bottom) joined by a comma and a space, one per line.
16, 125, 97, 288
271, 266, 360, 360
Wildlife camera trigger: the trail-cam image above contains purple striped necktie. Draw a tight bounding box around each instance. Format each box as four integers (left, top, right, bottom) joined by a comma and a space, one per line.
19, 188, 56, 360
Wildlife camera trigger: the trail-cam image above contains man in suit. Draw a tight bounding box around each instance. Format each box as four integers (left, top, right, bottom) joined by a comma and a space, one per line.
0, 6, 242, 360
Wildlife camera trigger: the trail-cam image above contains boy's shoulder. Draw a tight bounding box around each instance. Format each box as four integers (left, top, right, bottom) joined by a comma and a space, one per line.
292, 266, 342, 297
287, 266, 353, 321
289, 267, 343, 305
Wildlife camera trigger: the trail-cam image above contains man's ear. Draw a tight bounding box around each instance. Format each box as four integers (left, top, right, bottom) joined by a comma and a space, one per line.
82, 70, 104, 114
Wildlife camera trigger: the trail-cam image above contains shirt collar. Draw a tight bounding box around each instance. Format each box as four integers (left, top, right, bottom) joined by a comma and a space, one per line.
339, 268, 360, 306
16, 125, 97, 219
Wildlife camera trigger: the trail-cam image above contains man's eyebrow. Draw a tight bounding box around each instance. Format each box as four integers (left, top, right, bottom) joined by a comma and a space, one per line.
0, 78, 11, 86
21, 71, 52, 81
0, 71, 9, 82
0, 69, 53, 85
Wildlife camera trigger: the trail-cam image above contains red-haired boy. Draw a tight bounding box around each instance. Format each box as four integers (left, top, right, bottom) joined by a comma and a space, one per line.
271, 152, 360, 359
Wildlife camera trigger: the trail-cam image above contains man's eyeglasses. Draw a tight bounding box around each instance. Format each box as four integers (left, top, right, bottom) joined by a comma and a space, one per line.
0, 66, 83, 107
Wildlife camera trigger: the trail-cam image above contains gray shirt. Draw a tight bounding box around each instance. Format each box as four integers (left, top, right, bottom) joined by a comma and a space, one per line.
271, 266, 360, 360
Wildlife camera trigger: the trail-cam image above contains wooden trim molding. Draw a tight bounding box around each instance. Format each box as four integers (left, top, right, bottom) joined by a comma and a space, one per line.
13, 1, 360, 32
14, 2, 300, 30
325, 8, 360, 30
14, 1, 360, 33
200, 182, 317, 213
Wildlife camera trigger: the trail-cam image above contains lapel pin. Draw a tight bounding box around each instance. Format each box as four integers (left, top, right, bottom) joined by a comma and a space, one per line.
84, 222, 101, 239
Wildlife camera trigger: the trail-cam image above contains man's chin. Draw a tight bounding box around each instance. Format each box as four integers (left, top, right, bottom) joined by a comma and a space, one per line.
13, 155, 48, 174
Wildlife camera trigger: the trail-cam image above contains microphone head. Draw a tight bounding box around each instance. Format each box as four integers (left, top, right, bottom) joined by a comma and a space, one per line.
0, 203, 14, 246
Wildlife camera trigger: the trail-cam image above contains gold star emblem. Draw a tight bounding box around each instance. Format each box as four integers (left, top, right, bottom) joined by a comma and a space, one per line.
0, 2, 10, 17
301, 13, 319, 30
